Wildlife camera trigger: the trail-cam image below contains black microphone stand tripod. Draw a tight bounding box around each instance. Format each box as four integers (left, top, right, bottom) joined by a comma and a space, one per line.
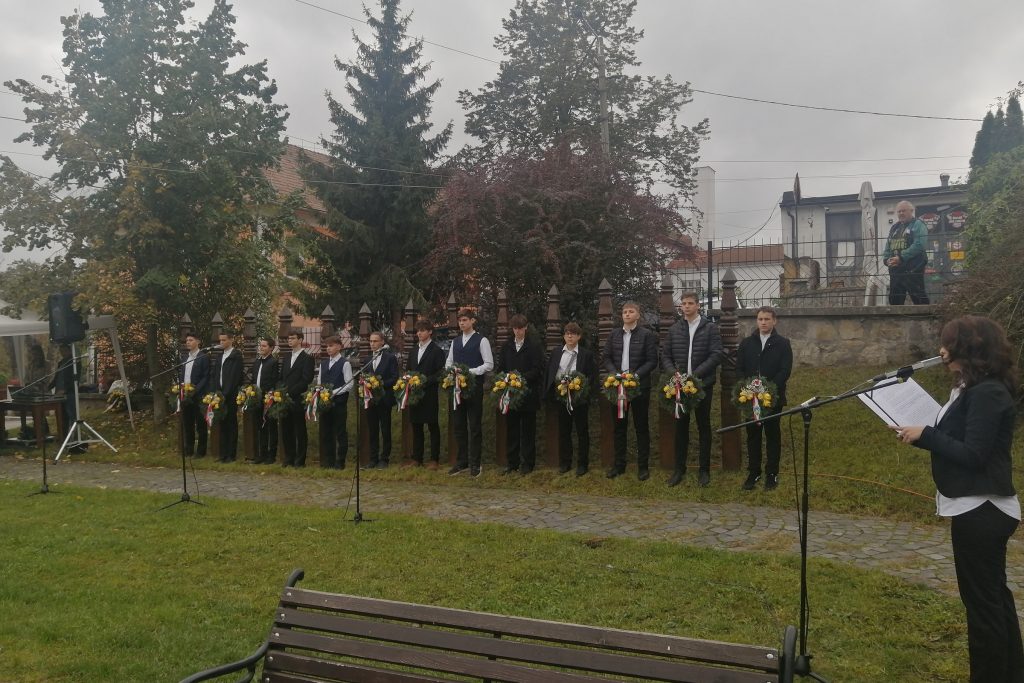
148, 350, 216, 511
12, 364, 73, 496
719, 371, 919, 682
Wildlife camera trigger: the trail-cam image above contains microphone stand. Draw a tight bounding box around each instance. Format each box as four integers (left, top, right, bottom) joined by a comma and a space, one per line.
55, 343, 118, 461
148, 353, 212, 510
718, 374, 912, 682
347, 350, 382, 524
11, 363, 71, 496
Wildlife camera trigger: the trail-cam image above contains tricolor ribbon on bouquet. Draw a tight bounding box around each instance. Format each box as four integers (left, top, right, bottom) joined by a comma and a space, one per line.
562, 377, 575, 414
498, 387, 512, 415
359, 377, 373, 410
205, 402, 215, 427
750, 377, 764, 422
451, 370, 463, 410
673, 378, 685, 419
399, 381, 412, 410
616, 382, 627, 419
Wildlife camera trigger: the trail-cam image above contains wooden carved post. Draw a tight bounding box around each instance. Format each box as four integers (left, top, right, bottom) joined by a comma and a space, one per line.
357, 303, 372, 465
277, 305, 293, 352
241, 308, 258, 462
493, 289, 509, 468
596, 278, 615, 469
719, 268, 741, 471
208, 312, 225, 458
543, 285, 561, 468
176, 314, 193, 456
320, 305, 336, 345
658, 273, 677, 470
400, 298, 417, 461
446, 293, 459, 464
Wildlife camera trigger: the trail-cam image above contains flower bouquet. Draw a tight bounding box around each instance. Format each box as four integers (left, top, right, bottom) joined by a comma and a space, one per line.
601, 371, 640, 419
491, 370, 527, 414
733, 375, 778, 422
303, 383, 334, 421
441, 363, 476, 409
661, 372, 705, 418
393, 372, 426, 410
358, 373, 383, 409
263, 386, 293, 421
200, 391, 226, 426
555, 371, 589, 413
235, 384, 262, 413
106, 388, 129, 413
168, 382, 196, 411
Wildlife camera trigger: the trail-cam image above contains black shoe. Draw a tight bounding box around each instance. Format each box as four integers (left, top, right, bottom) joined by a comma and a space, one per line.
500, 466, 517, 475
558, 465, 571, 474
606, 466, 624, 479
697, 470, 710, 487
470, 467, 482, 477
742, 472, 761, 491
448, 465, 468, 476
637, 468, 650, 482
764, 473, 779, 490
519, 465, 534, 475
575, 465, 588, 477
667, 470, 684, 487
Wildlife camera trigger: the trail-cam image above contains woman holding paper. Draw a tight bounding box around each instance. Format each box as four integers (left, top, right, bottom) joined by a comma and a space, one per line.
894, 315, 1022, 682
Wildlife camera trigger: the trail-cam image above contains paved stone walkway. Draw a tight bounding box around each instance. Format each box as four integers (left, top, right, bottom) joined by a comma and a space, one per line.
3, 457, 1021, 609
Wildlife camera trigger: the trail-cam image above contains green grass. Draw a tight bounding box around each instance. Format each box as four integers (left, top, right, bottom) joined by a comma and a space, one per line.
15, 362, 1019, 525
0, 482, 968, 682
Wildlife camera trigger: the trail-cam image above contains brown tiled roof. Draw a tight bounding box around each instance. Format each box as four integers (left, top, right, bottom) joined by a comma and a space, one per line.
668, 243, 784, 269
263, 143, 331, 214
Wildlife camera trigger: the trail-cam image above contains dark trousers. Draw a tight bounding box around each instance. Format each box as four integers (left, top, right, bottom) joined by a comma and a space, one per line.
366, 402, 393, 465
674, 386, 715, 473
612, 390, 650, 470
318, 400, 348, 468
745, 405, 782, 476
181, 402, 207, 457
218, 410, 238, 461
411, 421, 441, 463
950, 501, 1024, 683
889, 268, 929, 305
505, 408, 537, 470
257, 417, 277, 463
451, 390, 483, 469
557, 401, 590, 470
280, 402, 307, 466
61, 395, 77, 436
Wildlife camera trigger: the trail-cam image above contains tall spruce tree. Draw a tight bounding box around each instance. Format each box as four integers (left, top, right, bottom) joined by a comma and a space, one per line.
304, 0, 452, 326
458, 0, 708, 211
969, 111, 996, 171
1004, 94, 1024, 151
1, 0, 290, 417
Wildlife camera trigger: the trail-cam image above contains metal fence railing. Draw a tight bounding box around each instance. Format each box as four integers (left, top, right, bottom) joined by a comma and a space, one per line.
668, 233, 968, 309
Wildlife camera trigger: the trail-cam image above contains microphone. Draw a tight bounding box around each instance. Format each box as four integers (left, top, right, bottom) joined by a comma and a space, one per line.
199, 344, 222, 353
872, 356, 944, 382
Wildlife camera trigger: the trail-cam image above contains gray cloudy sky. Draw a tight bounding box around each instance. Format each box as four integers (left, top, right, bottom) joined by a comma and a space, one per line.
2, 0, 1022, 259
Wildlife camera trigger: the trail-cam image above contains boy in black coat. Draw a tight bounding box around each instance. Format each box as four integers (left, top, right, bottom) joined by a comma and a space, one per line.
497, 314, 545, 474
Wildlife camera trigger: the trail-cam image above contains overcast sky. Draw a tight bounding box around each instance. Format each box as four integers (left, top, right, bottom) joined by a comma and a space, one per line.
2, 0, 1022, 265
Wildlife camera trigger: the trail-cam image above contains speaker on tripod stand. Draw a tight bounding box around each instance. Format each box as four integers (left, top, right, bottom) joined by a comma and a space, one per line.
47, 292, 88, 345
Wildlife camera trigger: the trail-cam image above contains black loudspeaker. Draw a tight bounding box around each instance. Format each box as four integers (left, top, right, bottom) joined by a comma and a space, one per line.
47, 292, 87, 343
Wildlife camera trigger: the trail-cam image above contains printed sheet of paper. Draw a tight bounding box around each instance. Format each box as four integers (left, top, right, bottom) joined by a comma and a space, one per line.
857, 378, 942, 427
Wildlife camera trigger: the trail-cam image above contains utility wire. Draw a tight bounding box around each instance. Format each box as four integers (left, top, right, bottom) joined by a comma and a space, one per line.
691, 88, 983, 122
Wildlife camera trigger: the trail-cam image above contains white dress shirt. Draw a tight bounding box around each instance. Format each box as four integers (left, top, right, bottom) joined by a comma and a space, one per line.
445, 332, 494, 376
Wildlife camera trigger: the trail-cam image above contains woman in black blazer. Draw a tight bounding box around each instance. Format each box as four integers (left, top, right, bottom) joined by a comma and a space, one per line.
895, 315, 1022, 682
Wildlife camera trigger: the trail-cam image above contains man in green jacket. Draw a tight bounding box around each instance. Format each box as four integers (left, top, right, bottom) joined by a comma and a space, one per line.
882, 200, 930, 305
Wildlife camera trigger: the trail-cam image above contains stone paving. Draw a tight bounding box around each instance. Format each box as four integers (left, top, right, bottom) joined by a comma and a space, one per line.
2, 457, 1022, 610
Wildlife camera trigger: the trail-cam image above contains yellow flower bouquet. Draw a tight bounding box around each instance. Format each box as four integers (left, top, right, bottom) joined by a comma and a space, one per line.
393, 372, 427, 410
660, 372, 705, 417
490, 370, 527, 414
732, 375, 777, 422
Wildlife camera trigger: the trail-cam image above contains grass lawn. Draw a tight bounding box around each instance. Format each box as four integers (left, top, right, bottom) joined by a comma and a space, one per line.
0, 482, 968, 682
13, 361, 1022, 524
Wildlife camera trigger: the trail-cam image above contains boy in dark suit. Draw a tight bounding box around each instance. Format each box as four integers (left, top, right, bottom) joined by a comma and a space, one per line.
405, 320, 445, 468
497, 314, 544, 474
280, 329, 315, 467
319, 335, 352, 469
250, 336, 281, 464
214, 331, 244, 462
545, 322, 598, 476
179, 332, 210, 457
363, 331, 399, 469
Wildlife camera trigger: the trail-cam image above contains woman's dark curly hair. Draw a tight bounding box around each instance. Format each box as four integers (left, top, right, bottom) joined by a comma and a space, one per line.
940, 315, 1018, 392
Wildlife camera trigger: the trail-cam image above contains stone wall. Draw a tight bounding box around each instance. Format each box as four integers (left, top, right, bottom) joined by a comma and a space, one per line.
730, 305, 941, 367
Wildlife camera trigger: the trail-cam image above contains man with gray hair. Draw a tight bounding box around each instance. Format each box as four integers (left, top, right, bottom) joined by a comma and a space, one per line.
882, 200, 930, 305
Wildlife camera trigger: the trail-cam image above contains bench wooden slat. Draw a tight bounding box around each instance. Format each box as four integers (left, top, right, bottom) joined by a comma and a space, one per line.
269, 628, 644, 683
280, 587, 778, 671
265, 652, 450, 683
273, 607, 772, 683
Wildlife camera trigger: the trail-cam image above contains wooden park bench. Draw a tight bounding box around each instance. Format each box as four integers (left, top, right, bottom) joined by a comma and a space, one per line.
181, 569, 798, 683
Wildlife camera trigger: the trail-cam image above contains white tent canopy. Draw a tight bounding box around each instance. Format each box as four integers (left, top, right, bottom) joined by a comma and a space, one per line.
0, 306, 135, 429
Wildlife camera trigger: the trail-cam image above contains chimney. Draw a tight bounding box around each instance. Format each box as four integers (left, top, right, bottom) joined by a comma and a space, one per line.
939, 173, 950, 188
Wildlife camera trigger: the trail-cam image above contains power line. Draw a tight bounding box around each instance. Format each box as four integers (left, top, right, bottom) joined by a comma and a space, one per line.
690, 88, 983, 122
0, 114, 26, 122
292, 0, 499, 64
709, 167, 968, 183
702, 155, 969, 164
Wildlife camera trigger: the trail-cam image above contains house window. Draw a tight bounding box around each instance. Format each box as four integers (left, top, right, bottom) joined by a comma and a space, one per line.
825, 211, 862, 282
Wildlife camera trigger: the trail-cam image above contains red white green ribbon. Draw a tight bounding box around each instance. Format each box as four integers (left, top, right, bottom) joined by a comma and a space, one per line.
616, 382, 628, 419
